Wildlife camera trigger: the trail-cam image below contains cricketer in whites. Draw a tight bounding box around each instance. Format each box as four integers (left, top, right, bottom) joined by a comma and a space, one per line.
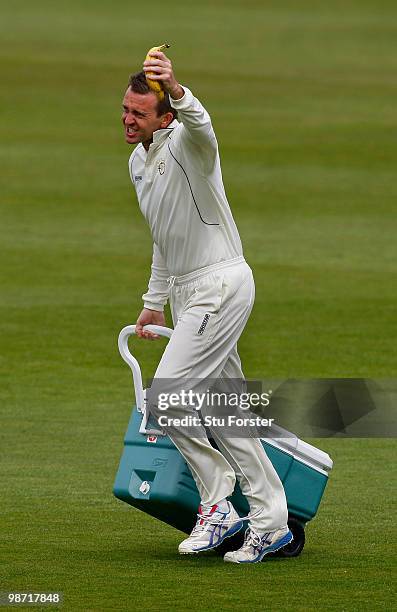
121, 49, 292, 563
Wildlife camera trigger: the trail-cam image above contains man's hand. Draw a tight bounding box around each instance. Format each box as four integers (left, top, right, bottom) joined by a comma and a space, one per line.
143, 51, 184, 100
135, 308, 166, 340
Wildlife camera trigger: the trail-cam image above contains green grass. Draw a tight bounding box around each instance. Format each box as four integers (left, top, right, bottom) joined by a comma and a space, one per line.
1, 0, 396, 610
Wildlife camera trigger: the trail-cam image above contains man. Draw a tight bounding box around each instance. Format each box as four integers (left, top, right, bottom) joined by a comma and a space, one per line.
122, 49, 291, 563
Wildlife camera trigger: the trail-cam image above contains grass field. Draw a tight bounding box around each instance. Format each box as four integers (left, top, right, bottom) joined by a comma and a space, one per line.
1, 1, 396, 610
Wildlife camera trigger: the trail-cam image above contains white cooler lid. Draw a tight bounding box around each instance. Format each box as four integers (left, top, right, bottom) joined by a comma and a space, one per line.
262, 424, 333, 476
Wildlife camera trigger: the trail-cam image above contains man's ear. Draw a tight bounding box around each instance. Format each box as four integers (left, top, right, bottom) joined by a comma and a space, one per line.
159, 112, 174, 128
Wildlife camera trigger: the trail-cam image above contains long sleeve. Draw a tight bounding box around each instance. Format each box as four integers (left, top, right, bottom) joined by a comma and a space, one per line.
142, 242, 170, 311
169, 86, 218, 170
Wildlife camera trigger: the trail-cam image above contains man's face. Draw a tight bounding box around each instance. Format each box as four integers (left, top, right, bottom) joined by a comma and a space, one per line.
122, 88, 170, 148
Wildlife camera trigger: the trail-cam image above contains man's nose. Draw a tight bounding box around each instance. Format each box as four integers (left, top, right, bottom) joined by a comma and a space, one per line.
124, 112, 136, 125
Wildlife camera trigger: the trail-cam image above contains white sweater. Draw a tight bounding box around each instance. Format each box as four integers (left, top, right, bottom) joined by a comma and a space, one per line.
128, 86, 243, 311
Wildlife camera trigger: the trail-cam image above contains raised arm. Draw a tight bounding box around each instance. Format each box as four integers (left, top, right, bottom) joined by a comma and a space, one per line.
143, 51, 218, 157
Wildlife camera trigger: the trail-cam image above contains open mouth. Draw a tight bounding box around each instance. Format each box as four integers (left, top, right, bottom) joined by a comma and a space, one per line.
126, 127, 138, 136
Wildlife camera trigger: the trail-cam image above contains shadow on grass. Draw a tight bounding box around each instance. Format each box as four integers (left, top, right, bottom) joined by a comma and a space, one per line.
74, 542, 308, 568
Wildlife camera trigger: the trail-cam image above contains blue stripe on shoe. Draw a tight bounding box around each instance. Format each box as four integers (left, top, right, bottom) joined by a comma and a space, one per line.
238, 530, 294, 564
193, 520, 244, 552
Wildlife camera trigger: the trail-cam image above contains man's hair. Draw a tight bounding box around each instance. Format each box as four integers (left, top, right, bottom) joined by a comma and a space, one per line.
128, 71, 178, 120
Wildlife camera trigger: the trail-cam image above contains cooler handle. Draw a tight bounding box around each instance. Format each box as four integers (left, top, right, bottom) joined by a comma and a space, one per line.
118, 324, 173, 435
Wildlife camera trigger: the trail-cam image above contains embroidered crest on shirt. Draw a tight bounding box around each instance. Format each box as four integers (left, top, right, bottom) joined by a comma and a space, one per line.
158, 160, 166, 175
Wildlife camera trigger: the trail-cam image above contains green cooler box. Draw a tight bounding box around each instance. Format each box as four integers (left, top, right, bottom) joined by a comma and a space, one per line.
113, 325, 333, 557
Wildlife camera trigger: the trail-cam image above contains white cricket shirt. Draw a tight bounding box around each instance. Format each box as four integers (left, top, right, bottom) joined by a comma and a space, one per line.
128, 86, 243, 311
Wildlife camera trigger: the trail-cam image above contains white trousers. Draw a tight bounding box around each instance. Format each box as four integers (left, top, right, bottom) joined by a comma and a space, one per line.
149, 257, 288, 531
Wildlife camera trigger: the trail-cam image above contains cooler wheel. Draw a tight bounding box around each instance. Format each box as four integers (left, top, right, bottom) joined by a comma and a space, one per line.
274, 517, 306, 558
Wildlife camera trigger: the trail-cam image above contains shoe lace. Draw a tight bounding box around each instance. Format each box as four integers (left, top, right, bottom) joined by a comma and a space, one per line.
241, 528, 270, 552
191, 512, 214, 535
195, 506, 264, 527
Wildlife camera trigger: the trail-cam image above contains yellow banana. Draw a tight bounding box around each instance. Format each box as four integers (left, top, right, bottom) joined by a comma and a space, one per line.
145, 43, 170, 100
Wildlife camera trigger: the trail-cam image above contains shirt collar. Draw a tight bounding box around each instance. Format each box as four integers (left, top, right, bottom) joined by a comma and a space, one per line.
151, 119, 179, 146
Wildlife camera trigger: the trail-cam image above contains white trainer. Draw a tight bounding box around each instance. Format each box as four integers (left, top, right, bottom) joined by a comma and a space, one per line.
178, 501, 243, 554
224, 526, 293, 564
